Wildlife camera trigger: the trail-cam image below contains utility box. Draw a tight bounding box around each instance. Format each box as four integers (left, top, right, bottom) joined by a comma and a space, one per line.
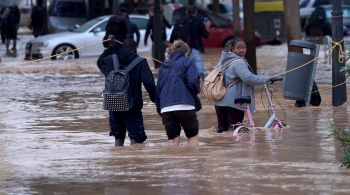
254, 1, 285, 43
283, 40, 320, 104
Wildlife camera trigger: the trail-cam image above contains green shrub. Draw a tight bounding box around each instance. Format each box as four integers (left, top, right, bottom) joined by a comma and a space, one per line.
331, 122, 350, 168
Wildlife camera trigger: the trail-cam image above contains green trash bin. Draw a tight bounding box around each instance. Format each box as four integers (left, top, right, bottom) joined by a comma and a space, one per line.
283, 40, 320, 104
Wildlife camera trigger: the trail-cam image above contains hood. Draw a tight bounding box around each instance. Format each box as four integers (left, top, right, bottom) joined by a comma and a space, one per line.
216, 51, 241, 68
162, 51, 186, 68
107, 44, 137, 65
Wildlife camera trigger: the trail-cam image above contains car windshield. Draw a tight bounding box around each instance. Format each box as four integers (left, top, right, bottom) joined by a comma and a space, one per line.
49, 1, 86, 17
73, 18, 105, 33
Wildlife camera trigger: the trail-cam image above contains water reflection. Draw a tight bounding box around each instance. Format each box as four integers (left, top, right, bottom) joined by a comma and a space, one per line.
0, 71, 350, 194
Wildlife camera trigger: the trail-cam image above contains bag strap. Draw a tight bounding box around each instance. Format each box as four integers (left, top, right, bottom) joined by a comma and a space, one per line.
221, 58, 241, 88
112, 54, 120, 70
124, 56, 144, 73
221, 58, 241, 70
227, 78, 240, 88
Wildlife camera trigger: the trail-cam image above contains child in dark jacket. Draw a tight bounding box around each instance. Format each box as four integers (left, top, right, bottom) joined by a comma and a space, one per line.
156, 40, 200, 146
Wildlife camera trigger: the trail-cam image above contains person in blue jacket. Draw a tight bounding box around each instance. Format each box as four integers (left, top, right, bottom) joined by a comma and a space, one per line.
156, 40, 200, 146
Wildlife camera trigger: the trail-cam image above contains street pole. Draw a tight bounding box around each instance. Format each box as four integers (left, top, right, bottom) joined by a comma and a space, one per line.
331, 0, 347, 106
243, 0, 256, 73
153, 0, 163, 69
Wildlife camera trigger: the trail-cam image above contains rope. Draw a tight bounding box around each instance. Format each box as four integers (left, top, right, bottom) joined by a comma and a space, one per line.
1, 36, 348, 91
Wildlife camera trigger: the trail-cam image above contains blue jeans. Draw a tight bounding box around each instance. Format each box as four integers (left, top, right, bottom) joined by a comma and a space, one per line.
109, 110, 147, 143
189, 48, 204, 79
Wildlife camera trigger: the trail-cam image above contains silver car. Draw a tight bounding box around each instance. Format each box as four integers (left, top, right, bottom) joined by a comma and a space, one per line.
25, 15, 172, 60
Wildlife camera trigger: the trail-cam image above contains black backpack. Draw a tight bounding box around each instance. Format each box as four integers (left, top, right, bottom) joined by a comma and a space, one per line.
103, 54, 143, 111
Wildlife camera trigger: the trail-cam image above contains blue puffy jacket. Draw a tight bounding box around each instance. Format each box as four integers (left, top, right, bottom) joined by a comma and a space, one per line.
156, 51, 200, 112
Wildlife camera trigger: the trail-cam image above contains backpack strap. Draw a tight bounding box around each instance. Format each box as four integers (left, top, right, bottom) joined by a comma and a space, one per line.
124, 56, 144, 73
112, 54, 120, 70
222, 58, 240, 70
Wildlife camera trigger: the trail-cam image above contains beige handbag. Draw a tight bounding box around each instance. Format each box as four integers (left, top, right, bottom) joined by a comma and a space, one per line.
201, 59, 240, 100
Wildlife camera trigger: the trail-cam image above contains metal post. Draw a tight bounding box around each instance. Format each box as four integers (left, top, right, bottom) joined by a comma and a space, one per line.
331, 0, 347, 106
153, 0, 163, 68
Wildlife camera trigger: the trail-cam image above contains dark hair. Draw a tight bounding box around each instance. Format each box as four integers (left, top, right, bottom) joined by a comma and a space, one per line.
123, 38, 137, 53
105, 15, 128, 43
37, 0, 43, 6
224, 37, 244, 51
186, 6, 197, 16
119, 7, 128, 13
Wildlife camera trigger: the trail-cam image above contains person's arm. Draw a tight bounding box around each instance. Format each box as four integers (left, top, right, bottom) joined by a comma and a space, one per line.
96, 48, 112, 76
198, 17, 210, 39
134, 25, 140, 46
141, 59, 156, 102
155, 67, 163, 115
144, 19, 152, 46
163, 16, 171, 28
233, 59, 269, 85
184, 58, 200, 96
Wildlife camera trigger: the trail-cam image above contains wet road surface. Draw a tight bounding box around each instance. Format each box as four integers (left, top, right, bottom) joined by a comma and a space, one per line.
0, 47, 350, 194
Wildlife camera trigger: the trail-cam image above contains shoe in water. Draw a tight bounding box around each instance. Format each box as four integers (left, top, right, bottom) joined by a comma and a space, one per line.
295, 100, 306, 107
214, 127, 226, 133
115, 138, 124, 146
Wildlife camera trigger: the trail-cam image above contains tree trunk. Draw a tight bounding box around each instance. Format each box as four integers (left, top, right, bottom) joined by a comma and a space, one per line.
243, 0, 256, 73
153, 0, 163, 69
283, 0, 302, 52
232, 0, 241, 37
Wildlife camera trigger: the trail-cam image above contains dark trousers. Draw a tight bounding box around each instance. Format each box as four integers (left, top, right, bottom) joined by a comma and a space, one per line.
109, 110, 147, 143
215, 105, 245, 131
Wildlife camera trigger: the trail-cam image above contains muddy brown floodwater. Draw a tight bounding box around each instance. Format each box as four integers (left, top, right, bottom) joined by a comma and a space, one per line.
0, 47, 350, 194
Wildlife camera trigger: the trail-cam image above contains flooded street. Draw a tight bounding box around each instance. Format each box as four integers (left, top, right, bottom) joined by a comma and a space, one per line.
0, 45, 350, 194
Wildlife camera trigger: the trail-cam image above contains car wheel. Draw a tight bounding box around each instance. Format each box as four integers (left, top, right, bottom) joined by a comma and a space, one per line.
51, 44, 78, 60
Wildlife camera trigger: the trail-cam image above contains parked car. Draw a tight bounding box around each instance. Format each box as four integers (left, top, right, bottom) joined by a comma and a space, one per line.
305, 5, 350, 36
206, 2, 243, 22
299, 0, 350, 29
25, 15, 172, 60
172, 6, 262, 48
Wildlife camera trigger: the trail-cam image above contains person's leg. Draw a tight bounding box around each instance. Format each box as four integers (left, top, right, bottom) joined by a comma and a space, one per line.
5, 39, 10, 53
161, 111, 181, 146
124, 110, 147, 144
214, 105, 228, 133
177, 110, 199, 146
109, 111, 127, 146
188, 135, 198, 146
226, 107, 245, 129
12, 38, 16, 54
189, 49, 205, 79
168, 136, 180, 146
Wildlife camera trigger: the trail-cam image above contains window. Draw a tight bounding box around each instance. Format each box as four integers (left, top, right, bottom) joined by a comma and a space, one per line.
300, 0, 310, 8
73, 18, 105, 33
207, 13, 230, 27
313, 0, 330, 7
49, 0, 87, 18
130, 18, 148, 30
